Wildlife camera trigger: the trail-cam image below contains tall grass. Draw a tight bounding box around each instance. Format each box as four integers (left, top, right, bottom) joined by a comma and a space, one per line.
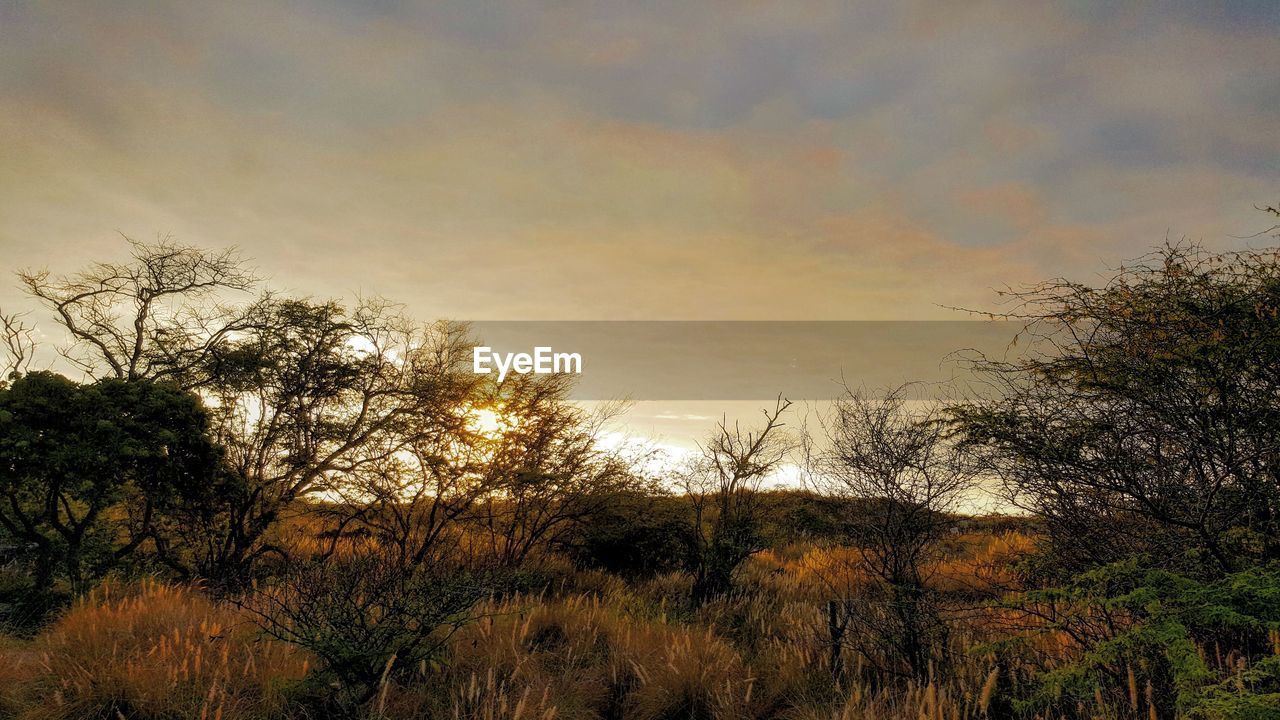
0, 531, 1257, 719
0, 580, 308, 720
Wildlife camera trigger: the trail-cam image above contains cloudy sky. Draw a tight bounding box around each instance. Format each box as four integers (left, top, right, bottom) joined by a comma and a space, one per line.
2, 0, 1276, 325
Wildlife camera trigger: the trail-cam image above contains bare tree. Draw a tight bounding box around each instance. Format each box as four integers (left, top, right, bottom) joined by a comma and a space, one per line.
18, 236, 258, 384
682, 396, 793, 605
808, 384, 977, 682
0, 310, 36, 382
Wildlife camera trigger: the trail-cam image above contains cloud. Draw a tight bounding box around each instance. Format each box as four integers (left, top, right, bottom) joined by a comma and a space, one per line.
0, 0, 1275, 326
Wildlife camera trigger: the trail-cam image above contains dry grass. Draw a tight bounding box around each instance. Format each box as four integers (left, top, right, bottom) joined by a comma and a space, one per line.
0, 530, 1198, 720
372, 592, 756, 720
0, 555, 1020, 720
0, 580, 309, 720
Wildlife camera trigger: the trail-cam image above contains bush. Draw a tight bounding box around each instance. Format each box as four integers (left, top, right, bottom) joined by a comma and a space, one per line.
564, 492, 695, 578
1016, 559, 1280, 718
436, 593, 756, 720
245, 549, 492, 715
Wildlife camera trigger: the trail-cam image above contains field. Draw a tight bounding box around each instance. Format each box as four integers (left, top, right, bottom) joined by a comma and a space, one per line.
0, 527, 1056, 720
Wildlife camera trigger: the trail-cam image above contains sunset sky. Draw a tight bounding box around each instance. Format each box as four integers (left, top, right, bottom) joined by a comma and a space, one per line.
2, 1, 1276, 322
1, 1, 1277, 469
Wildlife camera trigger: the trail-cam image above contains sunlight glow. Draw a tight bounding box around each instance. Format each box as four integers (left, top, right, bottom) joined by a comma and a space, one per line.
467, 406, 516, 438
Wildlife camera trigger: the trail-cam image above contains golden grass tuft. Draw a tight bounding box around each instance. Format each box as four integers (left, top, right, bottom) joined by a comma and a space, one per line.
0, 580, 308, 720
421, 593, 754, 720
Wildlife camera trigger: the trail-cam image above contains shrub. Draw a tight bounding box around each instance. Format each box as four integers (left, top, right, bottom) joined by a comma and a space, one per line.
564, 492, 694, 578
245, 549, 491, 715
1016, 560, 1280, 718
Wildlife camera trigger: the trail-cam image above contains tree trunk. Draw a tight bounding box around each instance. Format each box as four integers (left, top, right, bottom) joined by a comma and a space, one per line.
827, 599, 847, 684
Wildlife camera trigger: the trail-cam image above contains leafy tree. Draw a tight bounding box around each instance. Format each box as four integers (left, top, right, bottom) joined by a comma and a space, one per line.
157, 297, 481, 588
952, 243, 1280, 577
0, 372, 220, 594
952, 242, 1280, 716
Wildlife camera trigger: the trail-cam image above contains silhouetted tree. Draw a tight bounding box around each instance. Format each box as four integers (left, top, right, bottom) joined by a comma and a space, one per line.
0, 372, 220, 594
470, 374, 640, 568
0, 310, 35, 384
683, 397, 793, 605
807, 384, 977, 682
951, 243, 1280, 577
18, 237, 258, 384
159, 298, 481, 588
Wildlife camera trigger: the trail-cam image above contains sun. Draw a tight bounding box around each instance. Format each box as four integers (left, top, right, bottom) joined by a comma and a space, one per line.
467, 406, 516, 438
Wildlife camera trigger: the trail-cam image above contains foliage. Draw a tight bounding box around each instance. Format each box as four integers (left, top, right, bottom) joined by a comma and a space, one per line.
4, 235, 1280, 718
952, 243, 1280, 577
563, 491, 695, 578
0, 372, 220, 597
1012, 559, 1280, 718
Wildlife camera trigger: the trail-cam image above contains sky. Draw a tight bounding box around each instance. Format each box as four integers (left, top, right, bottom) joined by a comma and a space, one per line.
2, 0, 1277, 322
0, 1, 1277, 479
